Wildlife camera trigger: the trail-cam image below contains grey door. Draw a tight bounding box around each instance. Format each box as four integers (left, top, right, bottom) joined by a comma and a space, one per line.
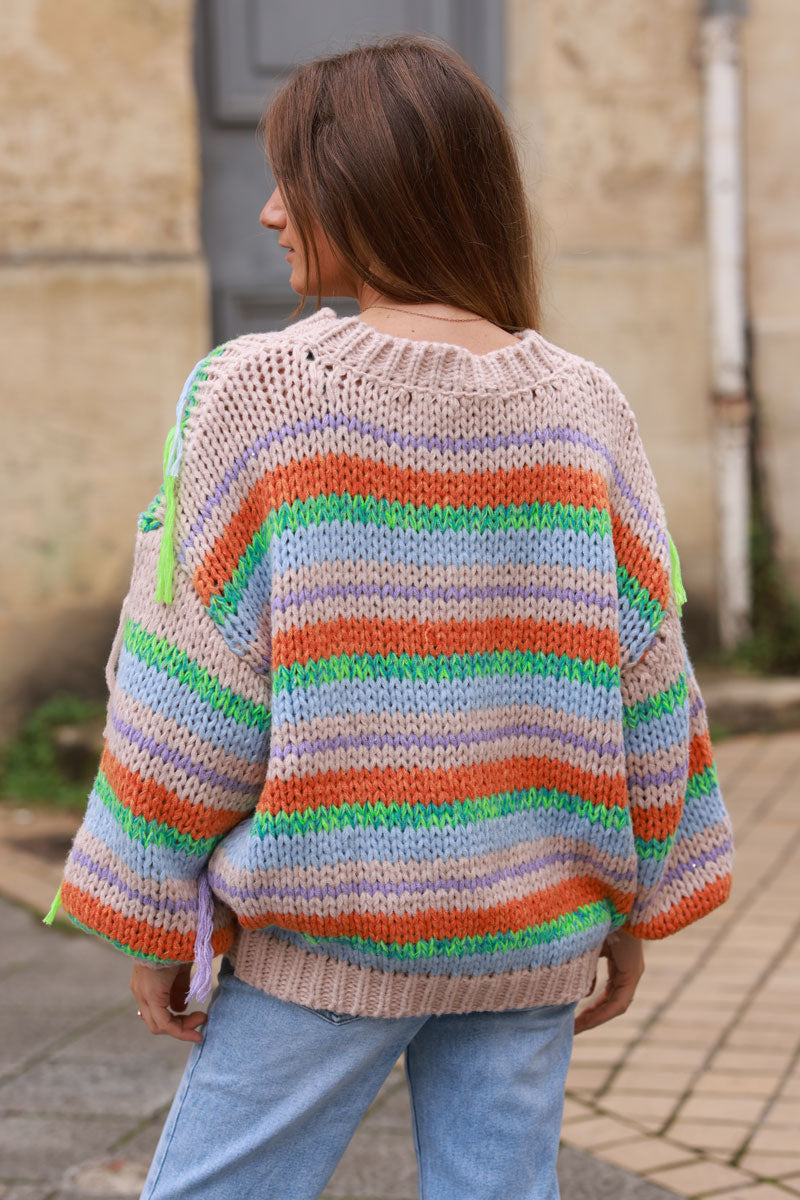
193, 0, 506, 343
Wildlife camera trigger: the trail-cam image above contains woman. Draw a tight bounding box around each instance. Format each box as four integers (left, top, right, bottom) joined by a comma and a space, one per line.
49, 33, 734, 1200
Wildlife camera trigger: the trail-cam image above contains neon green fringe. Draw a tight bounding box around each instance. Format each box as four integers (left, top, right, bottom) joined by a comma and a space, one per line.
42, 883, 63, 925
154, 425, 178, 605
668, 531, 688, 617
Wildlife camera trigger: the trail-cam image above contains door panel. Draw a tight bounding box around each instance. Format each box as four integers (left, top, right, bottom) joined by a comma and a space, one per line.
194, 0, 506, 342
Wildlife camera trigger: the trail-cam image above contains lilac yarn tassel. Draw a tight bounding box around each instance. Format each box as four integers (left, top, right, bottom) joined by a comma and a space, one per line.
186, 871, 214, 1003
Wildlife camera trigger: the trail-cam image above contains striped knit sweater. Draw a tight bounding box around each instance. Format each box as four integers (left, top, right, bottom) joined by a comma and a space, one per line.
52, 306, 734, 1017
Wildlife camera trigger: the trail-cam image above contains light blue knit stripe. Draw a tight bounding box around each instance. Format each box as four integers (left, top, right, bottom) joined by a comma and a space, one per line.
271, 670, 623, 728
271, 521, 615, 576
215, 796, 634, 875
617, 589, 662, 664
115, 649, 269, 764
206, 546, 272, 655
622, 699, 691, 757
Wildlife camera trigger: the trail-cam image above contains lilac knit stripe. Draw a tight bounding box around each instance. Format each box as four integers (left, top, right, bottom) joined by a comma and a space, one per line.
273, 578, 618, 615
209, 849, 637, 904
661, 837, 734, 887
274, 720, 624, 763
110, 712, 254, 794
180, 416, 664, 558
70, 847, 198, 914
627, 761, 688, 790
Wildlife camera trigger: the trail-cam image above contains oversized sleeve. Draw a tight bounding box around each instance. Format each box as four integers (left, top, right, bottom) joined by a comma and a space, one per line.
49, 348, 271, 992
607, 382, 734, 937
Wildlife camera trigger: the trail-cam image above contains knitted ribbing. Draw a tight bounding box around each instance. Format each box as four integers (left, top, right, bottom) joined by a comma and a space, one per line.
56, 307, 734, 1016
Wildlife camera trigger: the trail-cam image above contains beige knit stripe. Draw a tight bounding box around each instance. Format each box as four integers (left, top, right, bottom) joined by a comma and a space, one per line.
274, 417, 609, 479
230, 929, 599, 1018
270, 704, 626, 782
621, 643, 685, 705
105, 691, 265, 813
273, 584, 617, 636
630, 820, 734, 923
125, 541, 267, 703
279, 559, 615, 600
624, 743, 693, 809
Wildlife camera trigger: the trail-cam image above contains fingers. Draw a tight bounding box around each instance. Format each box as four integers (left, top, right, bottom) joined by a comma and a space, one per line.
574, 985, 634, 1034
137, 999, 207, 1042
130, 963, 207, 1043
574, 932, 644, 1035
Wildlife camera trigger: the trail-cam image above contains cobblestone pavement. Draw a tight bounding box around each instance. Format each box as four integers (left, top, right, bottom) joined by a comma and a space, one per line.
1, 727, 797, 1198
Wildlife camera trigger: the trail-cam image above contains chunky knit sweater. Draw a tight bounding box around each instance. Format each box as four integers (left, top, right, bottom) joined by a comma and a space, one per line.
51, 306, 734, 1017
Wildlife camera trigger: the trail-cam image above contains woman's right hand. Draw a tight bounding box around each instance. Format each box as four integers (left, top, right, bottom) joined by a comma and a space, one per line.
130, 962, 208, 1043
574, 929, 645, 1034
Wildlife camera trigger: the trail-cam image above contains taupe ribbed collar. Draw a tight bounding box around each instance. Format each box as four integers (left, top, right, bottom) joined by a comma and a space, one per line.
288, 306, 572, 396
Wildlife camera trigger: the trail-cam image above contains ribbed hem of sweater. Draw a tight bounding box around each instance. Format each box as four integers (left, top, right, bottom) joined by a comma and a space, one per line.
227, 928, 600, 1018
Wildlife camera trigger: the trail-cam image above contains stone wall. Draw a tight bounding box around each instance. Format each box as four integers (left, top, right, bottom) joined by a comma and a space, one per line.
0, 0, 209, 739
742, 0, 800, 599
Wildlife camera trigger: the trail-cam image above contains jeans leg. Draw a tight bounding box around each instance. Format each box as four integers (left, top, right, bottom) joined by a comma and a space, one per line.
140, 964, 424, 1200
405, 1002, 577, 1200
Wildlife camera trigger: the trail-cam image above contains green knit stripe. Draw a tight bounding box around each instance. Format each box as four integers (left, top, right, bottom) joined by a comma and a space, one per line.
122, 618, 270, 732
622, 673, 689, 728
252, 783, 630, 840
274, 647, 621, 696
687, 759, 721, 798
297, 899, 617, 962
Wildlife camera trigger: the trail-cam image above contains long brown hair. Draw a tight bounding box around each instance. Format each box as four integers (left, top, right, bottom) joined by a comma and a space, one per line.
258, 33, 542, 332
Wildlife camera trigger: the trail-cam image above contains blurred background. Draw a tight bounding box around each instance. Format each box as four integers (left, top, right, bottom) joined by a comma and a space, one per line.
2, 0, 800, 756
1, 5, 800, 1197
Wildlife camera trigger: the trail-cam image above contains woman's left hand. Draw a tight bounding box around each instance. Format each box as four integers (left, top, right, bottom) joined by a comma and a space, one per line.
130, 962, 208, 1043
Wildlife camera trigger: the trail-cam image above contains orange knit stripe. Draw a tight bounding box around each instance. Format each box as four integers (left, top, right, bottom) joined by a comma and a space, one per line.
194, 476, 271, 608
60, 881, 235, 959
238, 876, 629, 940
272, 615, 620, 670
611, 512, 670, 608
101, 747, 247, 841
689, 728, 715, 778
629, 798, 685, 843
627, 874, 733, 939
257, 751, 628, 818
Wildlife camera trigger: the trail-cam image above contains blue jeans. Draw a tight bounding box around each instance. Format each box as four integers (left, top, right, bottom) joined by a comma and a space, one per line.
141, 958, 576, 1200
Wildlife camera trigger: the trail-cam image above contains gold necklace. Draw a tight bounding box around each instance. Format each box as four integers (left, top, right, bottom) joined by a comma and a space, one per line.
361, 304, 485, 323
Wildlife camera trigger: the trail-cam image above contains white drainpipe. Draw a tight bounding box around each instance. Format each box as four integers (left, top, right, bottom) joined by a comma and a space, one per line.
700, 0, 752, 649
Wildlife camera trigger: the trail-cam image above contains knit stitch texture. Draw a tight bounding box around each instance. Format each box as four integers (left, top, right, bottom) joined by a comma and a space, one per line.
56, 307, 734, 1016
